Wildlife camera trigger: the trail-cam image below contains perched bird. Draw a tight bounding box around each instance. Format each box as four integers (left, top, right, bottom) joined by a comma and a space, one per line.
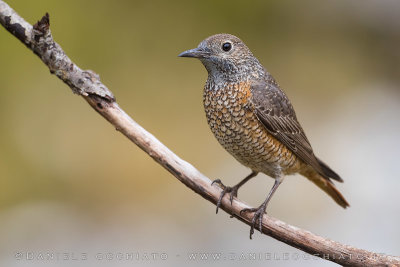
179, 33, 349, 239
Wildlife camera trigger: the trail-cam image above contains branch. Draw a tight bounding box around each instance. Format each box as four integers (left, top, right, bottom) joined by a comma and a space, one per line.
1, 1, 399, 266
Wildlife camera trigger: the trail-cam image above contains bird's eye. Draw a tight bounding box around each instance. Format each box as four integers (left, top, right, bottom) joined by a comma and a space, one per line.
222, 42, 232, 52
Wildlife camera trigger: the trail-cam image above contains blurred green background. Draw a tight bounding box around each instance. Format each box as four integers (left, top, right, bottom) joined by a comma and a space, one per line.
1, 0, 399, 266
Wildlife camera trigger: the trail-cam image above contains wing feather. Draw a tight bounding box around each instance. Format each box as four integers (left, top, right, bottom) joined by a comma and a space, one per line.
250, 80, 342, 182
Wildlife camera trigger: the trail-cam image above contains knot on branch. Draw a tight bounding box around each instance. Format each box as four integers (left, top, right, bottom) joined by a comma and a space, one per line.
33, 12, 49, 35
31, 12, 53, 57
83, 70, 115, 102
32, 13, 50, 46
28, 12, 115, 101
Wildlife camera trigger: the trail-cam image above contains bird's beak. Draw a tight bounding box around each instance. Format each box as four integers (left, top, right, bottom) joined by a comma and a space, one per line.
178, 47, 209, 58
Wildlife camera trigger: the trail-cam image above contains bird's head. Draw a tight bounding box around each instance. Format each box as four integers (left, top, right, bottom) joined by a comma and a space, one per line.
179, 33, 263, 81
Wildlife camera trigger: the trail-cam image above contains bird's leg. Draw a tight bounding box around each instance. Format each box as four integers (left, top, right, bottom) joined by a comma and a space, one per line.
240, 176, 284, 239
211, 171, 258, 214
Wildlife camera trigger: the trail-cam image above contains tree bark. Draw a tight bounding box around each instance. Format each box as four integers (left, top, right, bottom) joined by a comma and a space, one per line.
1, 1, 399, 266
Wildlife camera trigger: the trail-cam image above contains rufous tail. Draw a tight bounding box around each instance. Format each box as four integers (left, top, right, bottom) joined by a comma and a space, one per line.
301, 168, 349, 208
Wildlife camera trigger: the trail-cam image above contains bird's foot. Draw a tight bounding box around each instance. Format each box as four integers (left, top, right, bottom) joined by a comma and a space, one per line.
211, 179, 239, 214
240, 203, 267, 239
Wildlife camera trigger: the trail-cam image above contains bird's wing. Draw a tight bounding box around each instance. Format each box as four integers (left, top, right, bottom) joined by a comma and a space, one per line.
250, 79, 342, 182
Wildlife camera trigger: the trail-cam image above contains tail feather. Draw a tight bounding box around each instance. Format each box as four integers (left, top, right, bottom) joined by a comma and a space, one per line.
316, 157, 343, 182
301, 168, 349, 208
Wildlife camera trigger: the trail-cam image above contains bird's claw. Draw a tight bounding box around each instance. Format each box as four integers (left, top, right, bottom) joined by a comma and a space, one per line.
211, 179, 224, 188
240, 204, 267, 239
211, 179, 239, 214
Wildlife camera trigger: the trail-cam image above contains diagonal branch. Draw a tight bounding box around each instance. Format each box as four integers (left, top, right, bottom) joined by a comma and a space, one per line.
1, 1, 399, 266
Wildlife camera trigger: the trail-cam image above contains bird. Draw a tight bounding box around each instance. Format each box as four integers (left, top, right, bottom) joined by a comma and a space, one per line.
179, 33, 349, 239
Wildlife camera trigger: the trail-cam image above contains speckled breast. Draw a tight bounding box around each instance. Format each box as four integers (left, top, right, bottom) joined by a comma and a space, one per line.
203, 81, 301, 178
